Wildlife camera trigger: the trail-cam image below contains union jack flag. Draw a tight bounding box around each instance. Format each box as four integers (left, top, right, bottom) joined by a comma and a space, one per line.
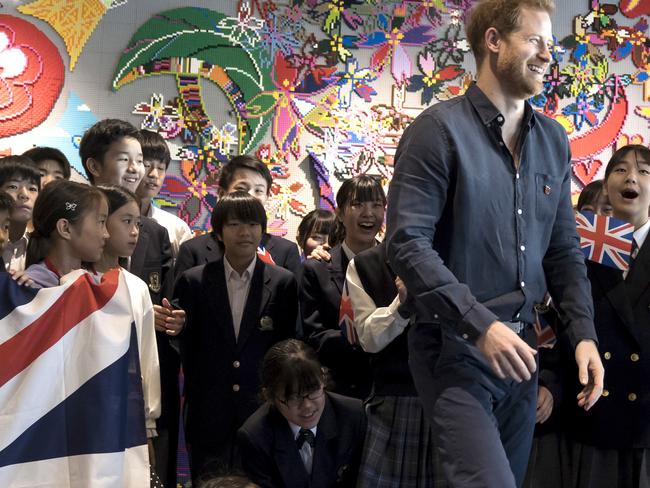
575, 211, 634, 270
0, 269, 156, 487
339, 281, 359, 346
256, 246, 276, 265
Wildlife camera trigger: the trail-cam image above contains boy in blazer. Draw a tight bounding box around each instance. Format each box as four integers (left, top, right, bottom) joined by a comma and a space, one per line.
237, 339, 366, 488
174, 192, 298, 482
174, 155, 300, 280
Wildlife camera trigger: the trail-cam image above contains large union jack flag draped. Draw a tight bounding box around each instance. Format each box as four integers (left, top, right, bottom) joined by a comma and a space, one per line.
575, 211, 634, 271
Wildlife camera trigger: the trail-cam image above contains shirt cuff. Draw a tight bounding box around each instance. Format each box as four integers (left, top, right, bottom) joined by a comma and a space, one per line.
459, 303, 499, 341
388, 296, 410, 326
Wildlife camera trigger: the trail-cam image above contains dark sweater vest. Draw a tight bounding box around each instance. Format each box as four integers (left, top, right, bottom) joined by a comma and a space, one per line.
354, 243, 416, 396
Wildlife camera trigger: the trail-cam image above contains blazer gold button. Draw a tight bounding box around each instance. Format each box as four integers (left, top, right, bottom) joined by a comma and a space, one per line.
631, 353, 640, 362
604, 352, 611, 360
233, 384, 240, 392
233, 360, 241, 368
628, 393, 637, 401
602, 390, 609, 397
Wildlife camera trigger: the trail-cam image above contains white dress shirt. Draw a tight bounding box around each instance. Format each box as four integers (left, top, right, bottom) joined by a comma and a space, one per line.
3, 231, 28, 272
148, 204, 193, 261
224, 256, 256, 339
289, 421, 317, 474
345, 258, 409, 353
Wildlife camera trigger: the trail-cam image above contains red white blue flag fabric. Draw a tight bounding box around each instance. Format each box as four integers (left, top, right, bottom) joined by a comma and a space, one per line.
257, 246, 276, 265
339, 281, 359, 346
575, 211, 634, 271
0, 268, 150, 487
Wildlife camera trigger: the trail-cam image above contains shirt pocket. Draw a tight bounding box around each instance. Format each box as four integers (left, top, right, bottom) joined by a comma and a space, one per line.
535, 173, 562, 221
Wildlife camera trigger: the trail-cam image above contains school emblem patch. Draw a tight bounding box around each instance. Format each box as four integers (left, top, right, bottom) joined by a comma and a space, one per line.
148, 271, 161, 293
259, 316, 274, 331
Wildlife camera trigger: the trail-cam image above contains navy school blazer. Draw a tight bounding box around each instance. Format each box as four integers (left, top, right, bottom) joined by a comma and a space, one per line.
566, 239, 650, 448
300, 246, 372, 399
174, 232, 301, 281
173, 257, 298, 449
237, 391, 366, 488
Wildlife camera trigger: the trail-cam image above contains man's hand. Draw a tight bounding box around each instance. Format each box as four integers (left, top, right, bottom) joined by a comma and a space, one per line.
153, 298, 186, 336
575, 339, 603, 411
476, 321, 537, 382
536, 385, 554, 423
307, 243, 331, 262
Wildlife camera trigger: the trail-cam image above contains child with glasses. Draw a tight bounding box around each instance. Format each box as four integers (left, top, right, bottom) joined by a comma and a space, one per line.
237, 339, 366, 488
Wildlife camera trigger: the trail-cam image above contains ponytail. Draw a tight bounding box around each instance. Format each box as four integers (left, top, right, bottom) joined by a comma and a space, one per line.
25, 181, 107, 267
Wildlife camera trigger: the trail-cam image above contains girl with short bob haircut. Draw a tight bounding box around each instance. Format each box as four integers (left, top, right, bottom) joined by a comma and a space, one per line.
237, 339, 366, 488
296, 209, 336, 259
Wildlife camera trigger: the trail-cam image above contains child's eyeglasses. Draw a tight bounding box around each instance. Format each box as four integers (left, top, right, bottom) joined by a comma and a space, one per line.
279, 387, 324, 409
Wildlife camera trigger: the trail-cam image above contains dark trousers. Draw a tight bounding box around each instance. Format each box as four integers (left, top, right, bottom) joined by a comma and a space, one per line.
409, 322, 538, 488
153, 335, 181, 488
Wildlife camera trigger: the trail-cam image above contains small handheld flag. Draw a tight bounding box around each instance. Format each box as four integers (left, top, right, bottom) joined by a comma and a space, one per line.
575, 211, 634, 270
339, 281, 359, 346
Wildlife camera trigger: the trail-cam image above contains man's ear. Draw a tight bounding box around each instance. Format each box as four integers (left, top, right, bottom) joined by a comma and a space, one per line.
55, 218, 72, 241
85, 158, 103, 180
485, 27, 502, 55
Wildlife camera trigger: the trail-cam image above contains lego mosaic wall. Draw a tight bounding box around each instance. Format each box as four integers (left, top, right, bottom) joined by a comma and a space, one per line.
0, 0, 648, 237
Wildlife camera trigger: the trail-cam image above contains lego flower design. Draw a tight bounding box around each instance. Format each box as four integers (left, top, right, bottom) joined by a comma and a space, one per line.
0, 15, 64, 137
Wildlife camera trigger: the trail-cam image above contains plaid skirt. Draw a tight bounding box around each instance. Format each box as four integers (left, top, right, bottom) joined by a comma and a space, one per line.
357, 396, 447, 488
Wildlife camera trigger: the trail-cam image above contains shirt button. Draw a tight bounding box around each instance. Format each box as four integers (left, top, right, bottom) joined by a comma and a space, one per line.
602, 389, 609, 397
628, 393, 637, 402
603, 352, 611, 360
520, 281, 525, 287
520, 245, 526, 251
517, 209, 523, 215
515, 312, 521, 319
497, 115, 504, 123
631, 353, 640, 362
516, 173, 520, 179
233, 360, 241, 368
462, 333, 469, 340
232, 384, 240, 392
499, 141, 505, 147
434, 314, 439, 319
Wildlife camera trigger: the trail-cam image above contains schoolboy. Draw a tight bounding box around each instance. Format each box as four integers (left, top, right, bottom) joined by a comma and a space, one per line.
173, 192, 298, 483
22, 147, 71, 187
174, 155, 301, 280
79, 119, 181, 487
0, 156, 40, 272
136, 129, 193, 261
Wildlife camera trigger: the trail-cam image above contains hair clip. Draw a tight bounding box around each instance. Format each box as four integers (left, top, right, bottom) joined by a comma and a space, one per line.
65, 202, 77, 211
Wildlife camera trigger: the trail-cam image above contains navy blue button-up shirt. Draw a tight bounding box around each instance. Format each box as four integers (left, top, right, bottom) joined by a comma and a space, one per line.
386, 84, 596, 347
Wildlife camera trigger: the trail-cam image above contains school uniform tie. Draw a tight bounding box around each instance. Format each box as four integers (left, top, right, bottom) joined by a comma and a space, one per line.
296, 428, 315, 473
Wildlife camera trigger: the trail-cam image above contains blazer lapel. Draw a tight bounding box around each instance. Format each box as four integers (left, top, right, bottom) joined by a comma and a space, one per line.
327, 246, 348, 295
130, 222, 150, 276
311, 395, 338, 488
205, 233, 223, 263
271, 409, 310, 488
626, 239, 650, 308
205, 260, 237, 351
593, 263, 640, 345
236, 259, 271, 352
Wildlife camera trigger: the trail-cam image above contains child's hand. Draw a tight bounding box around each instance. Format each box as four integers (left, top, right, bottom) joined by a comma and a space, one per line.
307, 243, 331, 262
9, 269, 35, 288
536, 385, 554, 423
153, 298, 186, 336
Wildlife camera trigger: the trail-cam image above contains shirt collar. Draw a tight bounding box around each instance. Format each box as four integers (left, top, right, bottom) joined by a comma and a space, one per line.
288, 421, 317, 439
224, 255, 256, 281
466, 83, 536, 130
633, 219, 650, 251
341, 241, 356, 261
